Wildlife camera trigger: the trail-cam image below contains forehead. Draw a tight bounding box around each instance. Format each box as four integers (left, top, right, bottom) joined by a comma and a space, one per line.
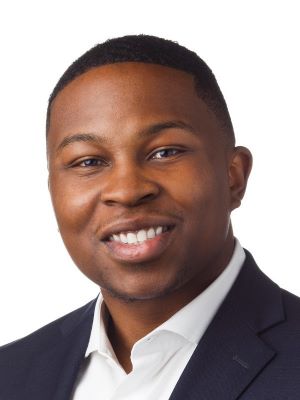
48, 62, 220, 146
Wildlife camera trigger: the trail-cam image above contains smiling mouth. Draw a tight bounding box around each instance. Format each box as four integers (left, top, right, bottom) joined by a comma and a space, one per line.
105, 225, 172, 244
102, 225, 175, 263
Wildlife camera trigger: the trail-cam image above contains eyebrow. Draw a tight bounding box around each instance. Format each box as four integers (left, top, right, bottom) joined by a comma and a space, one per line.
55, 120, 197, 154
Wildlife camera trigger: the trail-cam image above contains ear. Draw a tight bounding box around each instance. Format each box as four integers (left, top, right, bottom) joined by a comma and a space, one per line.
228, 146, 252, 211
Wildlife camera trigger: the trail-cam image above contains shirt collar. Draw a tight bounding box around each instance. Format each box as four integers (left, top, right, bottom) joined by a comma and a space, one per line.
85, 294, 115, 357
85, 238, 245, 356
149, 238, 245, 344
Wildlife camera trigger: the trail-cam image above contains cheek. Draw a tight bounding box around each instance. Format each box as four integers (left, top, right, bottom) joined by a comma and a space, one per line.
164, 162, 230, 237
50, 175, 100, 234
164, 161, 223, 210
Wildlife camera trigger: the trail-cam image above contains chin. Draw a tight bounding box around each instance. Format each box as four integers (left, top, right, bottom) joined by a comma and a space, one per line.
101, 279, 182, 303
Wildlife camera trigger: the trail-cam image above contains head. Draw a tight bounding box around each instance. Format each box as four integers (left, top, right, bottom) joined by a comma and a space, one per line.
47, 35, 252, 303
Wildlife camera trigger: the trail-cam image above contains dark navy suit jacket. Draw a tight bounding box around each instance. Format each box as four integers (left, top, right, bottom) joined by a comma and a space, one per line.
1, 250, 300, 399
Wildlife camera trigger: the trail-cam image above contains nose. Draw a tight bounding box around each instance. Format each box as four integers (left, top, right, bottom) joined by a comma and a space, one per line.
100, 163, 160, 207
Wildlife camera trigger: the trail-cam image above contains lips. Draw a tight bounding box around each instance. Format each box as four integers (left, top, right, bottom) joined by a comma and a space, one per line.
100, 216, 177, 241
99, 216, 177, 263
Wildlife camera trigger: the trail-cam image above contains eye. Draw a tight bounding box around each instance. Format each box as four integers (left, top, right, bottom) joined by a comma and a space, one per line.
77, 158, 105, 167
151, 148, 183, 159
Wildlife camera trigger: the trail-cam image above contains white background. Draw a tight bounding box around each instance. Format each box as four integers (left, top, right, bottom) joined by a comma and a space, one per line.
0, 1, 299, 345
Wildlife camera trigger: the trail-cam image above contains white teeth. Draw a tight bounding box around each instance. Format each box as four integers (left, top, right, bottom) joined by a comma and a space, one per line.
120, 233, 128, 243
147, 227, 156, 239
109, 225, 166, 244
155, 226, 163, 235
137, 229, 147, 242
127, 232, 138, 244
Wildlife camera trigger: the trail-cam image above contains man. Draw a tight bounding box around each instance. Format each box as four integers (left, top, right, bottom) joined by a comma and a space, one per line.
1, 35, 299, 399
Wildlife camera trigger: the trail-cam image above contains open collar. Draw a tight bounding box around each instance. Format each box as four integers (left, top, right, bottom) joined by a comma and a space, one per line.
23, 250, 284, 400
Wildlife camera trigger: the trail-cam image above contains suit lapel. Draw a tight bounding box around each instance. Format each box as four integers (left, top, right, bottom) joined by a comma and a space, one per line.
24, 297, 97, 400
169, 251, 285, 400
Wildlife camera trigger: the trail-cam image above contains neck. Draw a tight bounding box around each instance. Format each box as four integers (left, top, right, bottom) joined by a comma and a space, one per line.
104, 287, 205, 373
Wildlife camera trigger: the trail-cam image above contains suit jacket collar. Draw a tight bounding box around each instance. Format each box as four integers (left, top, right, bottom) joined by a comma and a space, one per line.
169, 250, 285, 400
25, 250, 284, 400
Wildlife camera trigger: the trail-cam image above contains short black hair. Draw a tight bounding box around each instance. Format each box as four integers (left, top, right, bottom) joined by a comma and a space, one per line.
46, 34, 235, 145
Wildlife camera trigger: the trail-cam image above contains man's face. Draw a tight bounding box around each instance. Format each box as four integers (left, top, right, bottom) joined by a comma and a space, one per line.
47, 63, 242, 301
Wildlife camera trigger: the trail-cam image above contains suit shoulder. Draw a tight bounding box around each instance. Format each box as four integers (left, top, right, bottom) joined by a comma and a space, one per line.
281, 288, 300, 320
0, 297, 97, 357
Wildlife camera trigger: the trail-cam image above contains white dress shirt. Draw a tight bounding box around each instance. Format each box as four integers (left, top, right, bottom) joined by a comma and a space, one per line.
71, 239, 245, 400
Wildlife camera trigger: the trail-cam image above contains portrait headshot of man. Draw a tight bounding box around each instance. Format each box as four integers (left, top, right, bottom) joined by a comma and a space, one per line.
1, 33, 300, 399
